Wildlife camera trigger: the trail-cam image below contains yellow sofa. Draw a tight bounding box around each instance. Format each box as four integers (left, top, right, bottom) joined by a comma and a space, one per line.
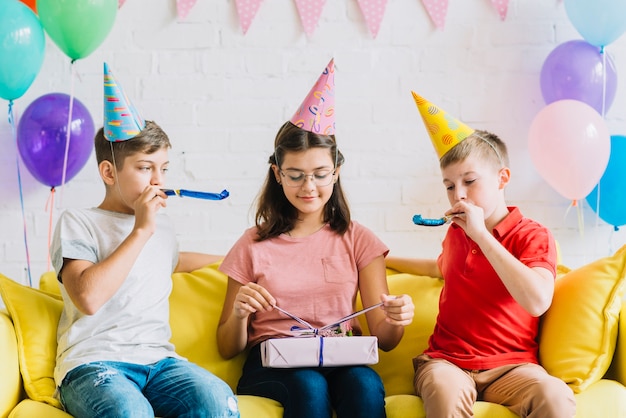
2, 244, 626, 418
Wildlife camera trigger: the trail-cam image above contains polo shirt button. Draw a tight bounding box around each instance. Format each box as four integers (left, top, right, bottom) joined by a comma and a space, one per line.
471, 249, 477, 254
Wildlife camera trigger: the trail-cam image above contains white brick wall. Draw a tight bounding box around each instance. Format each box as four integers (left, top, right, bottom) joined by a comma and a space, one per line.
1, 0, 625, 287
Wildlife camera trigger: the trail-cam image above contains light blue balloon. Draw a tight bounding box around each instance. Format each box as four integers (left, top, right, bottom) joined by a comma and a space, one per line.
0, 0, 46, 101
586, 135, 626, 228
565, 0, 626, 47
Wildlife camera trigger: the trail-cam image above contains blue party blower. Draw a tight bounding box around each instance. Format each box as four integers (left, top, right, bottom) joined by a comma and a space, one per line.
161, 189, 229, 201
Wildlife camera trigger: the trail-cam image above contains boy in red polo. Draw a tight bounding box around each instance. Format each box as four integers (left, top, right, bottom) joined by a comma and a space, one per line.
386, 93, 576, 417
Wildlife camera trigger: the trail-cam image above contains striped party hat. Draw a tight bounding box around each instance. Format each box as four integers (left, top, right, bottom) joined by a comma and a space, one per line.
103, 62, 145, 142
411, 91, 474, 159
290, 58, 335, 135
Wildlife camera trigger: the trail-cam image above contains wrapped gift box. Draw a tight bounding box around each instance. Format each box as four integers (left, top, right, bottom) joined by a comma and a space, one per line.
260, 336, 378, 368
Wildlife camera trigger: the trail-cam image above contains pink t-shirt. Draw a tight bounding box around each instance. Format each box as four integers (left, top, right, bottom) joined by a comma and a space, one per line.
425, 207, 557, 370
219, 221, 389, 348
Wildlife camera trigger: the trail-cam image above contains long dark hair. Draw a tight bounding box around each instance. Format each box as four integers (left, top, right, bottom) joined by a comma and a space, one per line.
255, 121, 350, 241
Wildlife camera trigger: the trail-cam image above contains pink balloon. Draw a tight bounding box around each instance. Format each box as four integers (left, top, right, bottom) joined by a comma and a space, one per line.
528, 100, 610, 201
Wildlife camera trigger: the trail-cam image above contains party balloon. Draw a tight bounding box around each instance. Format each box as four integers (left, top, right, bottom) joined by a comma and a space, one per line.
17, 93, 94, 188
586, 135, 626, 228
20, 0, 37, 14
0, 0, 45, 101
564, 0, 626, 47
540, 40, 617, 116
37, 0, 117, 61
528, 100, 610, 201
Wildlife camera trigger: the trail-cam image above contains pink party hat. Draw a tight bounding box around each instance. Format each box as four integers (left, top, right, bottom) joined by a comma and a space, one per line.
103, 62, 145, 142
290, 58, 335, 135
411, 91, 474, 159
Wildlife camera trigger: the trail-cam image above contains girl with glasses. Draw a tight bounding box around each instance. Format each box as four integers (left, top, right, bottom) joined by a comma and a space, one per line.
216, 59, 415, 418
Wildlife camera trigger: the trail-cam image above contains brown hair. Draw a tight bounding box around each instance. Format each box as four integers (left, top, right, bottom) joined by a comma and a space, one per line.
439, 129, 509, 170
255, 121, 350, 241
94, 120, 171, 169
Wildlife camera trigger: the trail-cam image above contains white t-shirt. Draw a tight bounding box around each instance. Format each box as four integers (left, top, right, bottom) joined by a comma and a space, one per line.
219, 221, 389, 348
50, 207, 181, 386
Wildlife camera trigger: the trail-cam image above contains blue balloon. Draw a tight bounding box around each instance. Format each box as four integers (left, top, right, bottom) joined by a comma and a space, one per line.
565, 0, 626, 47
0, 0, 46, 101
586, 135, 626, 228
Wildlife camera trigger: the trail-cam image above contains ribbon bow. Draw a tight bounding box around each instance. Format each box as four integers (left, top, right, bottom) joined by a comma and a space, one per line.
273, 302, 384, 337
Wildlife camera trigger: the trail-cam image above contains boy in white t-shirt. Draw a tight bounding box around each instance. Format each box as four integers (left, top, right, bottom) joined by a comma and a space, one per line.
50, 63, 238, 418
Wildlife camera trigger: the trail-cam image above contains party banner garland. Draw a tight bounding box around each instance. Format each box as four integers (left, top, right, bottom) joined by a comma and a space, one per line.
235, 0, 264, 35
119, 0, 511, 31
176, 0, 197, 20
294, 0, 326, 38
491, 0, 509, 21
421, 0, 448, 30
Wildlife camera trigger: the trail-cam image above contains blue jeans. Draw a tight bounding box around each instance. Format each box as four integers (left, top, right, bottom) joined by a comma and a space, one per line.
237, 344, 386, 418
59, 357, 239, 418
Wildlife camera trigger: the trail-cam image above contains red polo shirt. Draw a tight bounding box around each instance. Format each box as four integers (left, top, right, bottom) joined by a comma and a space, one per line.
424, 207, 557, 370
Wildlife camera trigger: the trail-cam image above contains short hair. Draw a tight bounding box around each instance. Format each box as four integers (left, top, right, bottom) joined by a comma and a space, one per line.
94, 120, 171, 169
439, 129, 509, 170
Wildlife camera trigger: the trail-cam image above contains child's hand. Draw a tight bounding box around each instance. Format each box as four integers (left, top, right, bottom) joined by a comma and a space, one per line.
381, 294, 414, 326
446, 201, 487, 240
133, 186, 168, 234
233, 282, 276, 320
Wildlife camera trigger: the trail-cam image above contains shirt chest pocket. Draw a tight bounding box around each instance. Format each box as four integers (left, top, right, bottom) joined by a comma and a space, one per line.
322, 253, 356, 284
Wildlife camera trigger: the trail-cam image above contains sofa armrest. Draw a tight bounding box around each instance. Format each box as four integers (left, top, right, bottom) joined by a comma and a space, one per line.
606, 302, 626, 385
0, 309, 22, 417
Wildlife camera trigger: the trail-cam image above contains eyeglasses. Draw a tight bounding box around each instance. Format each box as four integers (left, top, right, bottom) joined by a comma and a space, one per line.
279, 169, 336, 187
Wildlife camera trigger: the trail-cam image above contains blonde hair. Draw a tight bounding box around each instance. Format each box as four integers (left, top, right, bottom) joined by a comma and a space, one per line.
439, 130, 508, 170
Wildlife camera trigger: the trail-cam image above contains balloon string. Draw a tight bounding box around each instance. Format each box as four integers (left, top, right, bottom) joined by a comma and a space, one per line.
576, 200, 584, 239
8, 100, 33, 287
593, 181, 601, 261
45, 187, 56, 272
60, 61, 77, 209
601, 47, 607, 118
564, 200, 584, 239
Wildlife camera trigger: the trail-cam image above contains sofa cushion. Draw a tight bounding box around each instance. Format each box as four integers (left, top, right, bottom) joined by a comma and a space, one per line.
0, 310, 22, 417
358, 272, 443, 396
0, 274, 63, 409
540, 244, 626, 393
169, 263, 248, 391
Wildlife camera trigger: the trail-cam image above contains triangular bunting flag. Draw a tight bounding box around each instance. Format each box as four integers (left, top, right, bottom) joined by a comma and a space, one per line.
294, 0, 326, 38
235, 0, 264, 35
356, 0, 388, 39
491, 0, 508, 21
421, 0, 448, 30
118, 0, 125, 8
177, 0, 197, 20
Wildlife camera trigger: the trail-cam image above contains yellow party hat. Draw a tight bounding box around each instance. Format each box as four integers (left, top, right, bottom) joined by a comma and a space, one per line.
411, 91, 474, 159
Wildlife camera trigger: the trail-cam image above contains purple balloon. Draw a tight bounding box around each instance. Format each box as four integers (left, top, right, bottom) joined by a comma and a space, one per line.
540, 40, 617, 115
17, 93, 94, 188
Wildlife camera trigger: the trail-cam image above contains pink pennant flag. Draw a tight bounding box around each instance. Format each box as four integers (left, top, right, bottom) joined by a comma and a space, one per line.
421, 0, 448, 30
235, 0, 264, 35
356, 0, 388, 39
491, 0, 509, 21
177, 0, 197, 20
118, 0, 126, 8
294, 0, 326, 38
